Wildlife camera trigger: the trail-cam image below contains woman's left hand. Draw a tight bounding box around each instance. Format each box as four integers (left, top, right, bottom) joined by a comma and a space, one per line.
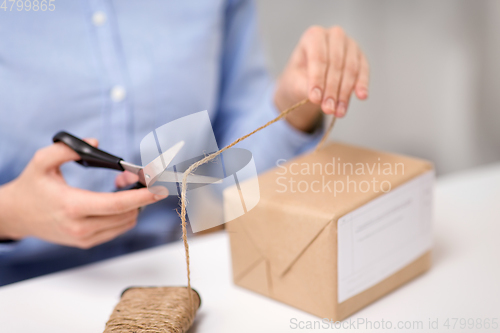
274, 25, 370, 132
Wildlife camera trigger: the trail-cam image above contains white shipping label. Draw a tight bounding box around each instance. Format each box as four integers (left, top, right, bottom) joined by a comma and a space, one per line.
337, 171, 434, 303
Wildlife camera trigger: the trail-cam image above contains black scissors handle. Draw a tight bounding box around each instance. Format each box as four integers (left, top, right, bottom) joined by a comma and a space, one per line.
52, 131, 125, 171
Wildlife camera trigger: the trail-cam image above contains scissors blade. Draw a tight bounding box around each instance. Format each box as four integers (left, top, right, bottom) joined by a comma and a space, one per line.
120, 160, 142, 176
142, 141, 185, 185
156, 170, 222, 184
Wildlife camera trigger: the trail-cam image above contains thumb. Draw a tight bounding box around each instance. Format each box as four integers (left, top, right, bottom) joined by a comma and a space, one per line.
35, 142, 81, 171
34, 138, 98, 171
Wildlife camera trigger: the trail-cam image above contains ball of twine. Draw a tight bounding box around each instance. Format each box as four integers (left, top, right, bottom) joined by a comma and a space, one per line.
103, 287, 201, 333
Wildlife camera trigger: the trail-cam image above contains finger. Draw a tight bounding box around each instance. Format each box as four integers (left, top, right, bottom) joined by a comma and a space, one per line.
335, 38, 360, 118
34, 142, 81, 171
33, 138, 99, 171
321, 26, 347, 114
83, 138, 99, 148
76, 187, 168, 216
77, 219, 137, 249
355, 53, 370, 100
301, 26, 328, 104
85, 209, 138, 235
115, 171, 140, 188
64, 210, 138, 240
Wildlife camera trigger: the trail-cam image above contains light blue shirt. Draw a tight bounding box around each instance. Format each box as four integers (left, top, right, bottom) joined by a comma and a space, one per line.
0, 0, 320, 285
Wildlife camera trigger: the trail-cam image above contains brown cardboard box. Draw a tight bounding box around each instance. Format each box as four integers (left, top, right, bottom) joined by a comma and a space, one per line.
225, 142, 434, 320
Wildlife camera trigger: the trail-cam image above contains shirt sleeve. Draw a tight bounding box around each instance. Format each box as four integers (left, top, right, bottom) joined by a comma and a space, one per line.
0, 240, 18, 254
212, 0, 322, 174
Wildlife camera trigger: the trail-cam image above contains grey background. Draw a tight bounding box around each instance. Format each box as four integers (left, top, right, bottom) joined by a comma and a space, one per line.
255, 0, 500, 175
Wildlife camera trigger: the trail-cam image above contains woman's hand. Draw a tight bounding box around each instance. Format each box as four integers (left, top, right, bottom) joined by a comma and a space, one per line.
275, 25, 370, 132
0, 140, 167, 249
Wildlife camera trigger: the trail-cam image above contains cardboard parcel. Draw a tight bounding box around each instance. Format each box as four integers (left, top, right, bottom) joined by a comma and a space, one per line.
225, 142, 434, 320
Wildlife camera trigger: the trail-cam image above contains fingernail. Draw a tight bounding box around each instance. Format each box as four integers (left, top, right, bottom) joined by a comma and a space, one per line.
358, 87, 368, 99
151, 186, 169, 198
311, 88, 322, 102
154, 194, 168, 200
324, 98, 335, 114
336, 102, 346, 117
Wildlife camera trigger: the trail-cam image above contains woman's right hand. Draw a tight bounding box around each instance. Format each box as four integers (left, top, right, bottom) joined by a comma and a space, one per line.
0, 140, 167, 249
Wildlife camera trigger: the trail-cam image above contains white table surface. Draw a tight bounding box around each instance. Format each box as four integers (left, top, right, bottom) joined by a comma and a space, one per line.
1, 164, 500, 333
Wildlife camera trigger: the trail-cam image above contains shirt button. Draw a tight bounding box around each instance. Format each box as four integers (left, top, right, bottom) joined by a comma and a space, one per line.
110, 85, 126, 102
92, 11, 107, 26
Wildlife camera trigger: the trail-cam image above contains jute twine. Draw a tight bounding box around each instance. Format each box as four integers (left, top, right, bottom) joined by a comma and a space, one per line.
179, 98, 335, 305
103, 287, 200, 333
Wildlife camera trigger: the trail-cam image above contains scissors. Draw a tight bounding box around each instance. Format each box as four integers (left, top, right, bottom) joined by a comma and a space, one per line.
52, 131, 221, 189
